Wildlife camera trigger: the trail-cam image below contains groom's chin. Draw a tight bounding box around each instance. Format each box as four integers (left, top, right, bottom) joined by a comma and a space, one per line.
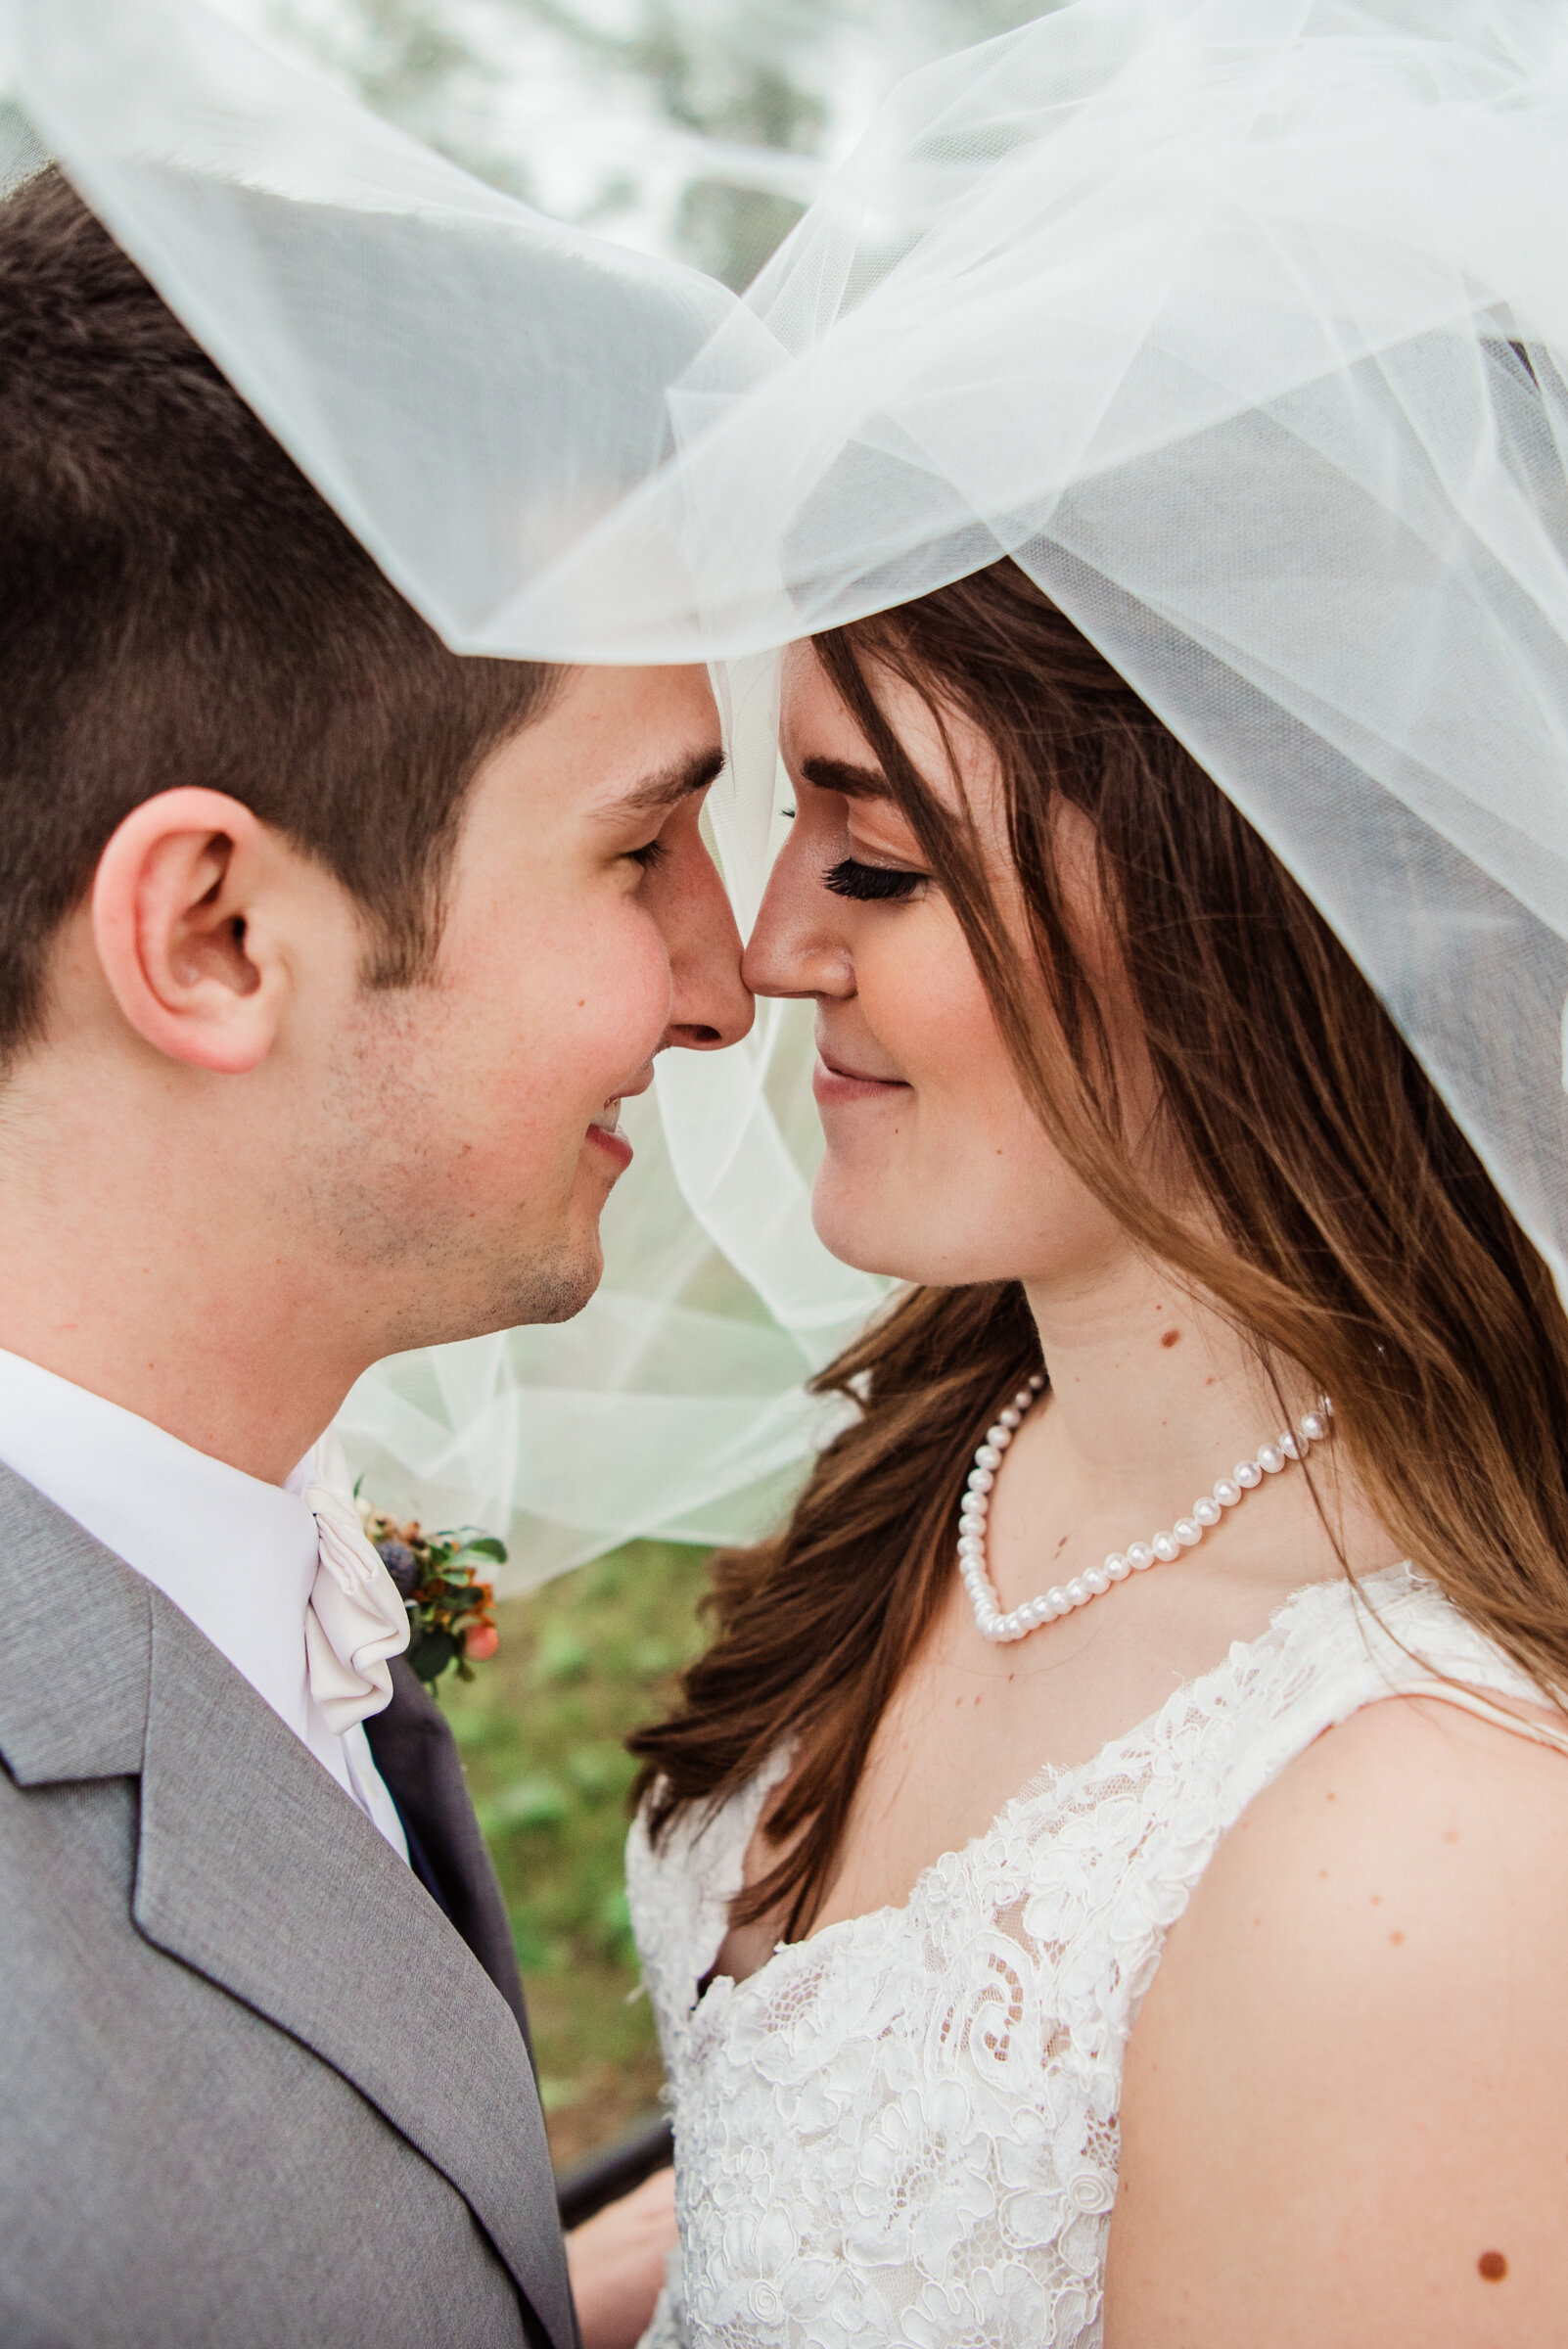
386, 1232, 606, 1355
487, 1234, 604, 1334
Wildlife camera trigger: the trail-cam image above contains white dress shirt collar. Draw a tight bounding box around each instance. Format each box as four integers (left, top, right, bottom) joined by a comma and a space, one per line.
0, 1346, 406, 1859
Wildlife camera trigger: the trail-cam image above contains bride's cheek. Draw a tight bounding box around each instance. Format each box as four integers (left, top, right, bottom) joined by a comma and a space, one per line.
897, 952, 1010, 1108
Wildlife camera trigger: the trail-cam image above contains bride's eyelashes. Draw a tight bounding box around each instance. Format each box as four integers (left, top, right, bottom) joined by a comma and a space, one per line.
824, 854, 928, 903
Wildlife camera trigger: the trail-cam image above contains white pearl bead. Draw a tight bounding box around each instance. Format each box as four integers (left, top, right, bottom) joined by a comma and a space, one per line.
1065, 1577, 1087, 1606
1257, 1443, 1284, 1475
1046, 1586, 1069, 1613
1105, 1552, 1130, 1581
986, 1425, 1012, 1451
1214, 1476, 1241, 1507
1029, 1372, 1045, 1390
1174, 1517, 1202, 1546
1012, 1389, 1036, 1411
975, 1444, 1002, 1471
957, 1535, 984, 1559
1193, 1497, 1221, 1527
1151, 1531, 1179, 1563
1235, 1460, 1262, 1489
999, 1406, 1022, 1430
967, 1466, 994, 1494
1299, 1411, 1324, 1443
1279, 1431, 1301, 1460
1126, 1543, 1153, 1571
1083, 1566, 1110, 1596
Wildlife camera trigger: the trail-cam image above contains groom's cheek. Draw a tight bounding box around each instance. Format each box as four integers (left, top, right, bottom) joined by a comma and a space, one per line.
484, 906, 667, 1156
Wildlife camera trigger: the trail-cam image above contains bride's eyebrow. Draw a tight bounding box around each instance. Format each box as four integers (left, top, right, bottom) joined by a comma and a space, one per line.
800, 756, 894, 801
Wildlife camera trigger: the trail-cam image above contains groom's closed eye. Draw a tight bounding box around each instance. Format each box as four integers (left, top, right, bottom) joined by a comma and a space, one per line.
602, 744, 725, 874
605, 746, 727, 828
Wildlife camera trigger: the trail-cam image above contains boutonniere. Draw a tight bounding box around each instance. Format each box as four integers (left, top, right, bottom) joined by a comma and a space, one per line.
358, 1503, 505, 1691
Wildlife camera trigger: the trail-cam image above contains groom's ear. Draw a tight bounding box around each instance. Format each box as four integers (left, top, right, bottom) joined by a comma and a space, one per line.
90, 788, 300, 1074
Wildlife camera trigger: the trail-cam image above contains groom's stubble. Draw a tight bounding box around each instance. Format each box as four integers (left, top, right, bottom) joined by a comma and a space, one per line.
306, 980, 602, 1350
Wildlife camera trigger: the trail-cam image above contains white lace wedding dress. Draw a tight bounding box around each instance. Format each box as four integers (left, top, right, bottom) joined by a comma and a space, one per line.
626, 1565, 1555, 2349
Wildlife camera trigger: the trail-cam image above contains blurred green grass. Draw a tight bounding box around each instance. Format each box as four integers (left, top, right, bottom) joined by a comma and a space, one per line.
441, 1538, 713, 2167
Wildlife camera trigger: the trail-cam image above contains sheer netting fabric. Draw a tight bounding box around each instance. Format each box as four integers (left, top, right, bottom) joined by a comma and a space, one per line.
14, 4, 1568, 1571
627, 1568, 1546, 2348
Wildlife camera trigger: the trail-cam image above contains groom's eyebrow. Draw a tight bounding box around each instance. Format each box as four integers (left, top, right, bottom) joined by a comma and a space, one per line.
800, 756, 893, 801
607, 745, 726, 823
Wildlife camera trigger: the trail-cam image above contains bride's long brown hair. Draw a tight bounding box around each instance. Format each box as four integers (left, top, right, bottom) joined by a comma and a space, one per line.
628, 559, 1568, 1938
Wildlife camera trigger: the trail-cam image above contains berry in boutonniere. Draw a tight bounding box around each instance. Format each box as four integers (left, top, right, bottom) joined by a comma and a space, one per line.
357, 1505, 505, 1693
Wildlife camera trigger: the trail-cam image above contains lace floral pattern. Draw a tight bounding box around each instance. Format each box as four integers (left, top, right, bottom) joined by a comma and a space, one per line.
627, 1569, 1536, 2348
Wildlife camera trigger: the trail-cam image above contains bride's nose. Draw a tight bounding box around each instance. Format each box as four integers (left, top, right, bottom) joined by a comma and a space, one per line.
743, 822, 854, 1002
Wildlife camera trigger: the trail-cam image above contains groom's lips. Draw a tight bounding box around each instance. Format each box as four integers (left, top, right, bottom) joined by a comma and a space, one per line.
813, 1045, 910, 1107
584, 1105, 633, 1174
584, 1069, 651, 1175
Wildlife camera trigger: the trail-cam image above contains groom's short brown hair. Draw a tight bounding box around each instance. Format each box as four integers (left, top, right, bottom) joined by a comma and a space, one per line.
0, 166, 557, 1063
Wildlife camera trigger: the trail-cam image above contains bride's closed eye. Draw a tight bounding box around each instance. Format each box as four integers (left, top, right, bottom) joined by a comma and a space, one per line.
824, 855, 928, 903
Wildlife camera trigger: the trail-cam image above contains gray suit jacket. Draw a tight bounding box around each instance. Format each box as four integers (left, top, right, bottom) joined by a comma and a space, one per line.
0, 1460, 576, 2349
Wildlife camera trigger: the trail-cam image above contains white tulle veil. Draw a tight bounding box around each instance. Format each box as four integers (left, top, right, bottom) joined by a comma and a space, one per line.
5, 0, 1568, 1583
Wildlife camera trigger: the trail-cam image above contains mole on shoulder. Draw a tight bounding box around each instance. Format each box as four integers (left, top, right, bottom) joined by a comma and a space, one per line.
1478, 2250, 1508, 2282
1160, 1327, 1181, 1349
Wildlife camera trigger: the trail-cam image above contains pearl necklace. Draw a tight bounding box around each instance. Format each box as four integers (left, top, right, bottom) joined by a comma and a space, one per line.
958, 1375, 1334, 1643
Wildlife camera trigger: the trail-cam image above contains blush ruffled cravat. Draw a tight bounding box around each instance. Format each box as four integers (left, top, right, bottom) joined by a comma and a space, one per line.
300, 1466, 411, 1734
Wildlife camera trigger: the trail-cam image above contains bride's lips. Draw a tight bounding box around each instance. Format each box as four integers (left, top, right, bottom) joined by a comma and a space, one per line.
813, 1045, 910, 1107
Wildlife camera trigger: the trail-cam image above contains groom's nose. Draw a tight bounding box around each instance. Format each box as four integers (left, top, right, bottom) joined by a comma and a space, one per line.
656, 818, 755, 1053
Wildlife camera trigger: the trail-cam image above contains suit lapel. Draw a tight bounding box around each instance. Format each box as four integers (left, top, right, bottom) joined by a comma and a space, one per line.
0, 1463, 151, 1783
133, 1592, 576, 2349
0, 1464, 574, 2349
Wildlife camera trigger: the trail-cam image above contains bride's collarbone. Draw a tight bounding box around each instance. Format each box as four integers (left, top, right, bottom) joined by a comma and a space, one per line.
720, 1557, 1319, 1967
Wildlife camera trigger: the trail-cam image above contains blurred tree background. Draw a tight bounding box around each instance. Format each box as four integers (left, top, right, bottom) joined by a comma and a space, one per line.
440, 1539, 712, 2164
251, 0, 1047, 287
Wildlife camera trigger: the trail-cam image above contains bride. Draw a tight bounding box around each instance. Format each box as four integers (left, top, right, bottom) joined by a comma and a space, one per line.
623, 554, 1568, 2346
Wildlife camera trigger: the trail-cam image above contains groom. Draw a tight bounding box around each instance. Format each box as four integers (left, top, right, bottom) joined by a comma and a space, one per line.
0, 168, 748, 2347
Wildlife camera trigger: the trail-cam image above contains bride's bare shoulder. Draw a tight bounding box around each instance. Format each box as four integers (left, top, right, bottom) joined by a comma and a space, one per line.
1104, 1690, 1568, 2348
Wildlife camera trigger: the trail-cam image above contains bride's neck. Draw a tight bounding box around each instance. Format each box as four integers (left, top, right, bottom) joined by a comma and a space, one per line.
1019, 1252, 1301, 1508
